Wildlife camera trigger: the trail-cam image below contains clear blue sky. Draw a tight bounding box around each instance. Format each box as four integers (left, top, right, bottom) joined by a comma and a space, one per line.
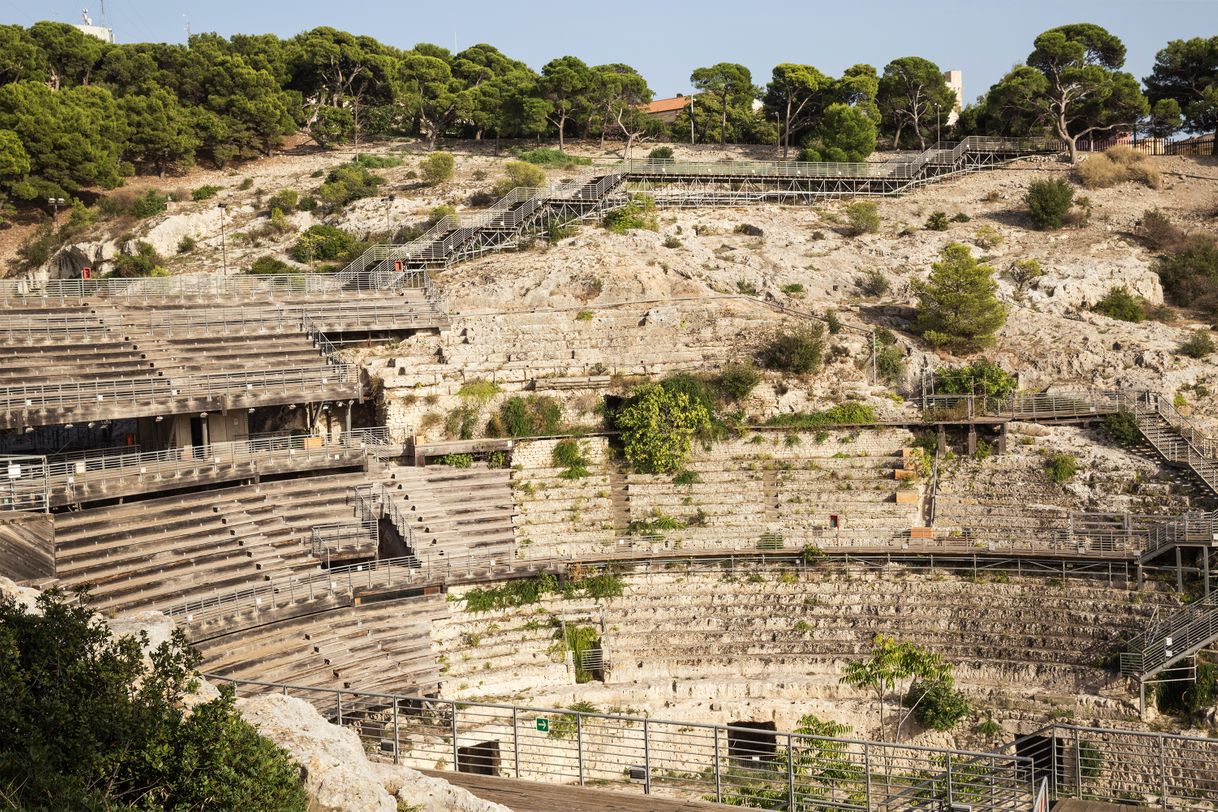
3, 0, 1216, 103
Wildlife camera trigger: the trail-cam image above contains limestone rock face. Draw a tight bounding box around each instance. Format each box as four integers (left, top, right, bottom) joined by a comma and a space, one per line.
0, 575, 41, 611
237, 694, 510, 812
373, 762, 513, 812
238, 694, 398, 812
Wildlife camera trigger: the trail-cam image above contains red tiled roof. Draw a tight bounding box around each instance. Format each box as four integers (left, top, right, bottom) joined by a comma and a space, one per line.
647, 96, 688, 114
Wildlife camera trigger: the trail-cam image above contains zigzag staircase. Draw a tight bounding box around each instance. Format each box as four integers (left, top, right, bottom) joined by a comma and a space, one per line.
1120, 591, 1218, 681
1128, 393, 1218, 500
337, 136, 1061, 281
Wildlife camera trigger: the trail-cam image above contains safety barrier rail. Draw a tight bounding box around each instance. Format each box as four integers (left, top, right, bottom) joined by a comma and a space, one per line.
1120, 591, 1218, 677
1002, 724, 1218, 809
0, 364, 357, 413
43, 432, 367, 504
1140, 510, 1217, 561
309, 520, 379, 561
0, 455, 49, 512
209, 675, 1034, 811
163, 542, 1150, 628
0, 271, 422, 303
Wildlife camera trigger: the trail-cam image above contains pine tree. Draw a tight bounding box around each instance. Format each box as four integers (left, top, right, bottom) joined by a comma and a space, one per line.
913, 243, 1007, 352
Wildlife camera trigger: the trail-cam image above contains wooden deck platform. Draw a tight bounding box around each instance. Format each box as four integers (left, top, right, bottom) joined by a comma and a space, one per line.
423, 770, 735, 811
1054, 801, 1150, 812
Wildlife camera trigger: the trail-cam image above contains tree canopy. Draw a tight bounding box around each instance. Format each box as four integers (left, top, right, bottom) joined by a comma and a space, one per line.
0, 588, 307, 810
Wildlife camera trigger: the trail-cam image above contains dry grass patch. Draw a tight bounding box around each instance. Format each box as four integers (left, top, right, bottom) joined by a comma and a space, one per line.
1077, 146, 1161, 190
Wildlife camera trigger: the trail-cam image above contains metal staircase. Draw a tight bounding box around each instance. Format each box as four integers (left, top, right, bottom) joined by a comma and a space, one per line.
338, 136, 1061, 280
1129, 393, 1218, 498
1120, 592, 1218, 680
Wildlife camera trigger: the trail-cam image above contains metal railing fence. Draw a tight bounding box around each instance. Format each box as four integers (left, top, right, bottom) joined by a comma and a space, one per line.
162, 545, 1150, 628
0, 271, 424, 304
1001, 724, 1218, 810
0, 455, 49, 512
208, 675, 1034, 811
0, 363, 358, 413
1120, 591, 1218, 677
39, 431, 368, 505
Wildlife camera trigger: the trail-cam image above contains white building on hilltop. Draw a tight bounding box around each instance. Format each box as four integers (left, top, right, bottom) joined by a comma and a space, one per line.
73, 9, 114, 44
944, 70, 963, 126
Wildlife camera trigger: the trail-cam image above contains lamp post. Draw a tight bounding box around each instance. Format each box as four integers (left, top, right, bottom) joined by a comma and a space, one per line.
217, 202, 228, 275
935, 103, 942, 147
48, 196, 65, 221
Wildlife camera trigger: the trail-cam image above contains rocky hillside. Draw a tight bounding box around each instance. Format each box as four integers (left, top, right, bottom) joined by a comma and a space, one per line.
10, 140, 1217, 432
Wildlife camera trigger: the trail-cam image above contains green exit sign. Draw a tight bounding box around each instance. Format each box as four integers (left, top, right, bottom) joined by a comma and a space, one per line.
535, 718, 549, 732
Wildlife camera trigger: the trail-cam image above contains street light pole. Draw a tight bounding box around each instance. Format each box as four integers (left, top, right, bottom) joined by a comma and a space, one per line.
217, 202, 228, 275
48, 196, 65, 221
689, 95, 695, 145
935, 104, 942, 147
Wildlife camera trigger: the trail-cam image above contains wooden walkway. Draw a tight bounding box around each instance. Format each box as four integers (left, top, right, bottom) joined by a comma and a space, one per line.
1055, 800, 1151, 812
423, 771, 735, 811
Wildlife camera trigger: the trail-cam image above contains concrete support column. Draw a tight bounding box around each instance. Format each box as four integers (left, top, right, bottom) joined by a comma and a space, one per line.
967, 426, 977, 456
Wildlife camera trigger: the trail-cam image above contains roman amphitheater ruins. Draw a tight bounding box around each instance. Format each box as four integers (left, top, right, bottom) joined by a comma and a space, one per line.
3, 133, 1217, 811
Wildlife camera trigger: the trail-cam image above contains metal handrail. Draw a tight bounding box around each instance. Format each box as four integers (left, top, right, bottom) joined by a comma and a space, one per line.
208, 673, 1034, 810
1, 363, 357, 411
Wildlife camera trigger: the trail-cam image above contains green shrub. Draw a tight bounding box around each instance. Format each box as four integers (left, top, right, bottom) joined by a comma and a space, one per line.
1158, 236, 1218, 315
552, 439, 591, 479
489, 395, 563, 437
247, 255, 293, 275
925, 211, 950, 231
876, 344, 905, 384
266, 189, 298, 212
176, 235, 197, 254
780, 282, 805, 296
934, 360, 1017, 400
458, 378, 501, 404
442, 453, 474, 468
760, 324, 826, 374
718, 363, 760, 400
845, 201, 880, 235
603, 194, 657, 233
662, 235, 682, 249
290, 224, 354, 262
239, 177, 253, 190
1101, 408, 1141, 446
419, 151, 455, 185
463, 574, 559, 612
646, 146, 674, 161
111, 241, 164, 277
766, 402, 877, 429
660, 373, 716, 418
130, 190, 168, 218
0, 590, 308, 811
615, 383, 711, 473
318, 164, 382, 208
1092, 286, 1145, 322
857, 268, 889, 297
672, 470, 701, 486
493, 161, 546, 197
905, 679, 970, 731
974, 224, 1004, 249
735, 279, 759, 296
1026, 177, 1074, 230
191, 184, 221, 201
296, 195, 318, 212
1179, 330, 1216, 359
1045, 453, 1078, 484
352, 153, 404, 169
825, 309, 843, 335
950, 212, 971, 223
1004, 258, 1044, 291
